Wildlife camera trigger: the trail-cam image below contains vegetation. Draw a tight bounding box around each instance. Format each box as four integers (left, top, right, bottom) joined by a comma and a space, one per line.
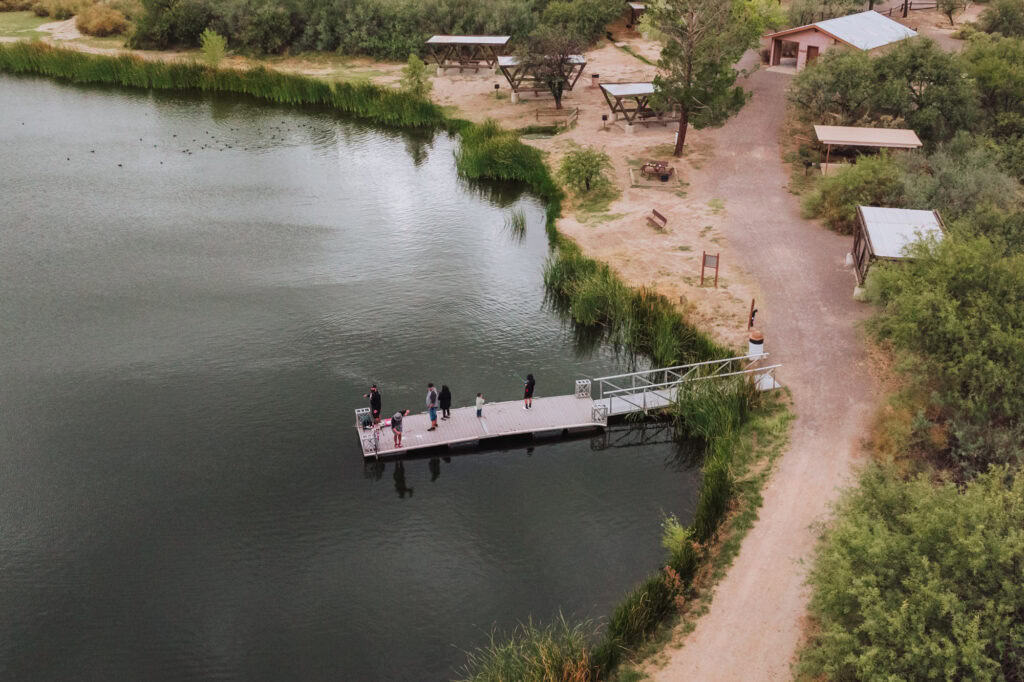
786, 0, 859, 26
938, 0, 968, 26
198, 27, 226, 67
0, 42, 446, 129
979, 0, 1024, 37
399, 53, 431, 99
32, 0, 77, 20
517, 24, 585, 110
646, 0, 777, 156
76, 3, 129, 36
459, 615, 593, 682
127, 0, 622, 58
789, 39, 978, 145
802, 154, 903, 234
799, 465, 1024, 680
558, 146, 613, 193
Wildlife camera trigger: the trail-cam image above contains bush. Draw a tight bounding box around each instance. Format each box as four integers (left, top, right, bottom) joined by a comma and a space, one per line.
76, 4, 128, 36
868, 236, 1024, 471
799, 465, 1024, 680
32, 0, 79, 20
979, 0, 1024, 36
459, 615, 594, 682
605, 574, 676, 649
558, 146, 613, 194
0, 0, 36, 10
399, 53, 431, 99
802, 154, 903, 233
198, 27, 226, 67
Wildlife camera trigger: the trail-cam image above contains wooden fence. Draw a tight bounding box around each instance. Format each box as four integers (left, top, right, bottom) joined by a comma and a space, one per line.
535, 106, 580, 129
881, 1, 938, 17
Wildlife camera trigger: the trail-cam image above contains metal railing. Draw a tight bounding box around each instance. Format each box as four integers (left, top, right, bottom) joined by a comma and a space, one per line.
590, 354, 781, 415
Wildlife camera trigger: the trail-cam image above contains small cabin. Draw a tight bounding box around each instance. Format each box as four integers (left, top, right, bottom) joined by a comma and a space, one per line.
853, 206, 944, 285
767, 11, 917, 71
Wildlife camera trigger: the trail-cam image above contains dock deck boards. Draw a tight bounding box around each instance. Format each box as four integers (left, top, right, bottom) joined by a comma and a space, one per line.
357, 395, 600, 458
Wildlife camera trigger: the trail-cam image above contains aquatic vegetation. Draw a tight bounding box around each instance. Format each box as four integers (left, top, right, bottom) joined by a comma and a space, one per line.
459, 615, 594, 682
0, 42, 445, 129
503, 208, 527, 242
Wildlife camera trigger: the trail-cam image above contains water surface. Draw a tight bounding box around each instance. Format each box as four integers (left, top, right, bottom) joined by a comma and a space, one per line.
0, 75, 699, 680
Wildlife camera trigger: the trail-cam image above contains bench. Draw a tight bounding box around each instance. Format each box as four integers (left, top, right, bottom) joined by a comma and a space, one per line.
647, 209, 667, 230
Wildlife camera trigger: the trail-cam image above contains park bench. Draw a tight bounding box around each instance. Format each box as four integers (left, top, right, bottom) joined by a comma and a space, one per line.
647, 209, 668, 230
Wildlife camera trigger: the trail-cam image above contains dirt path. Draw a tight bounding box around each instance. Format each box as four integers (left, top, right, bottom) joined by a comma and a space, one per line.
647, 53, 876, 680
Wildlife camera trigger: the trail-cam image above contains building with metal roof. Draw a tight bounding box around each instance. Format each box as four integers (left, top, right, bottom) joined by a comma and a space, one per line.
852, 206, 944, 284
767, 11, 917, 72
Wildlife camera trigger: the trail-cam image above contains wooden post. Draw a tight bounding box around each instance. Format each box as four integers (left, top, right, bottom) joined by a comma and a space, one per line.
700, 251, 706, 286
700, 251, 720, 287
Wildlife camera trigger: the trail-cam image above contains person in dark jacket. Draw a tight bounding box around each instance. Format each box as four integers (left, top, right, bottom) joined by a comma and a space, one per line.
363, 384, 383, 424
523, 373, 536, 409
439, 385, 452, 420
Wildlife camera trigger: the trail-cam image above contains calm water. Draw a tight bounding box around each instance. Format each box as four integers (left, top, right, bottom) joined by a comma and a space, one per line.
0, 75, 699, 680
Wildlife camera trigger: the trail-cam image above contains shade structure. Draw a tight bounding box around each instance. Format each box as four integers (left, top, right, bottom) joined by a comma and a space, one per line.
600, 82, 680, 127
814, 11, 917, 50
496, 55, 587, 94
425, 35, 510, 71
852, 206, 944, 284
813, 125, 922, 149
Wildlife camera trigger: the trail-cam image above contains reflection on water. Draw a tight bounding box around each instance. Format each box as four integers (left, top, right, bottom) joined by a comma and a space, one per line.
0, 75, 701, 682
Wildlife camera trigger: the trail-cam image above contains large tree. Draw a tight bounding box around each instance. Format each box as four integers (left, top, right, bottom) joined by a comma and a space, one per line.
648, 0, 774, 156
518, 25, 586, 110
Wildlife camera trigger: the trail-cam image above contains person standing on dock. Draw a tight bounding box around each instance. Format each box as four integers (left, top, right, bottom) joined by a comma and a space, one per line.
523, 374, 536, 409
391, 409, 409, 447
439, 385, 452, 420
476, 393, 484, 418
426, 383, 439, 431
363, 384, 382, 424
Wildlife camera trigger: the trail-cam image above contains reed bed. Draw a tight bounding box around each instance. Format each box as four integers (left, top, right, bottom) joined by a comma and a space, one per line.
458, 615, 595, 682
0, 42, 445, 129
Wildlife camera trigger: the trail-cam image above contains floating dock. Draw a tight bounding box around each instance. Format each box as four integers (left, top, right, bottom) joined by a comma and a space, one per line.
355, 355, 782, 459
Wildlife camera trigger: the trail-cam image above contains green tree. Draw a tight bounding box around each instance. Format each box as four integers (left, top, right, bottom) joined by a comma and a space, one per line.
937, 0, 967, 25
960, 34, 1024, 131
874, 38, 979, 143
558, 146, 613, 193
199, 27, 226, 68
786, 0, 860, 27
788, 48, 876, 125
518, 24, 586, 110
800, 465, 1024, 680
647, 0, 775, 156
979, 0, 1024, 36
400, 53, 432, 99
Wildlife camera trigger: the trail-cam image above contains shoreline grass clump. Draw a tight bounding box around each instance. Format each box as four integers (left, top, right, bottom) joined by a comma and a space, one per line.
503, 208, 527, 242
459, 615, 594, 682
0, 41, 446, 129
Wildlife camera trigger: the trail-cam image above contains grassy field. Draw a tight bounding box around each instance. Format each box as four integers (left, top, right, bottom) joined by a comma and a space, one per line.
0, 10, 48, 39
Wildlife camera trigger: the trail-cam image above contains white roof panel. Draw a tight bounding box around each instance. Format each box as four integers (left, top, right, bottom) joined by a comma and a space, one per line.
814, 125, 922, 148
601, 82, 655, 97
497, 54, 586, 66
426, 35, 510, 45
815, 11, 916, 51
628, 2, 647, 10
860, 206, 943, 258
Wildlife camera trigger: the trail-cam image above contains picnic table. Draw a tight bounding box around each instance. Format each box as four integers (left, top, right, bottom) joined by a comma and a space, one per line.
640, 161, 674, 180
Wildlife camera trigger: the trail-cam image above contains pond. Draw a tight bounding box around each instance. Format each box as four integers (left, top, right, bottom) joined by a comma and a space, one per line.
0, 75, 699, 681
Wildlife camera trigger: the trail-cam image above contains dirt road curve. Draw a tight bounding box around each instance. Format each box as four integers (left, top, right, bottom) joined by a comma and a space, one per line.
650, 55, 876, 681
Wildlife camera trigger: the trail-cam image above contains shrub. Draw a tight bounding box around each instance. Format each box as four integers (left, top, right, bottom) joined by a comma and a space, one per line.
788, 49, 877, 126
802, 154, 903, 233
558, 147, 613, 194
459, 615, 594, 682
32, 0, 79, 20
0, 0, 36, 10
799, 465, 1024, 680
199, 27, 226, 67
605, 574, 676, 649
979, 0, 1024, 36
868, 236, 1024, 471
399, 53, 431, 99
76, 4, 129, 36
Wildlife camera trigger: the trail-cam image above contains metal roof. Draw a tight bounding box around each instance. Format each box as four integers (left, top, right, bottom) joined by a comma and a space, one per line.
815, 11, 917, 50
814, 125, 922, 148
497, 55, 586, 66
859, 206, 943, 259
426, 35, 510, 45
628, 2, 646, 10
601, 82, 654, 97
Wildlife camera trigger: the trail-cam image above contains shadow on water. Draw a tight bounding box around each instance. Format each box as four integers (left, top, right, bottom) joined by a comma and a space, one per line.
363, 418, 704, 485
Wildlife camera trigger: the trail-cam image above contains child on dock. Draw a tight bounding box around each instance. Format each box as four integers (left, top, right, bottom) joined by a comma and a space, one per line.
390, 409, 409, 448
523, 374, 535, 409
426, 383, 439, 431
476, 393, 484, 417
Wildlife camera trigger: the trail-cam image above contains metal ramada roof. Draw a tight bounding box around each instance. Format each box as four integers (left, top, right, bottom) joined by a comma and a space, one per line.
426, 35, 510, 45
768, 10, 916, 51
859, 206, 943, 259
600, 82, 655, 97
814, 125, 922, 148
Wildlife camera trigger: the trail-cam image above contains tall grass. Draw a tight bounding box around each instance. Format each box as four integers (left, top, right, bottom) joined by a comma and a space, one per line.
459, 615, 595, 682
0, 42, 445, 129
503, 208, 527, 243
